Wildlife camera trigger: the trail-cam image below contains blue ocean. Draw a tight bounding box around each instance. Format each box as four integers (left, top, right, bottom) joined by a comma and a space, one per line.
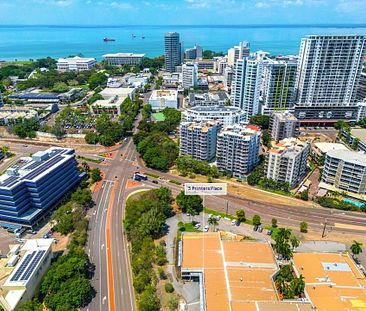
0, 24, 366, 61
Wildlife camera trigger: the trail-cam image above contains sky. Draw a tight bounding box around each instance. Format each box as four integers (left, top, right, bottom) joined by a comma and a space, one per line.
0, 0, 366, 25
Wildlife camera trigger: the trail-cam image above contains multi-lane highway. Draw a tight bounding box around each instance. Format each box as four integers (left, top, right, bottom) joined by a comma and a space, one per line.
2, 135, 366, 311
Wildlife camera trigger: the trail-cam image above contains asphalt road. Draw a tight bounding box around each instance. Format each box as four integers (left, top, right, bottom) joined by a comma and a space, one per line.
3, 131, 366, 311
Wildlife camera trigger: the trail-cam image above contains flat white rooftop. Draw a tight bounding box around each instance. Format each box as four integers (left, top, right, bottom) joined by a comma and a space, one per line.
150, 89, 178, 101
57, 56, 95, 63
103, 53, 145, 58
100, 87, 135, 99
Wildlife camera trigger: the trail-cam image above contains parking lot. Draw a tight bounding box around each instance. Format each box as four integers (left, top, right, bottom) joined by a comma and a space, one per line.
180, 212, 273, 242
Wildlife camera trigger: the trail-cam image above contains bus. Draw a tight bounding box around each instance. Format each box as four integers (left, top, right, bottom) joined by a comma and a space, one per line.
133, 172, 148, 181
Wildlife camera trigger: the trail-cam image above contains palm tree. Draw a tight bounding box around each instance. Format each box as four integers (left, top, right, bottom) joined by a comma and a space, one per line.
350, 240, 363, 256
208, 217, 219, 231
290, 235, 300, 250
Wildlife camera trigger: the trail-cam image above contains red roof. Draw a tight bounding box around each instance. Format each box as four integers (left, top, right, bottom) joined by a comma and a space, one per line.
246, 124, 261, 131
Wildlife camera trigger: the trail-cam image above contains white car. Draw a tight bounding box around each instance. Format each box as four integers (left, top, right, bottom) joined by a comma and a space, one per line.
231, 220, 237, 226
194, 223, 201, 229
208, 214, 213, 219
203, 225, 209, 232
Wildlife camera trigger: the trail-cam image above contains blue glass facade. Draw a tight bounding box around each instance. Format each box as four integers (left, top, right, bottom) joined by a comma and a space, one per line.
0, 148, 81, 226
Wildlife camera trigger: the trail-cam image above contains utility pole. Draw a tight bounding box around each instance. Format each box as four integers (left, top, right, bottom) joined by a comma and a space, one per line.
322, 219, 327, 238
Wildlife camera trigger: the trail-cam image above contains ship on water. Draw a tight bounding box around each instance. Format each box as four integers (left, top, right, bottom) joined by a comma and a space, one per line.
103, 37, 116, 42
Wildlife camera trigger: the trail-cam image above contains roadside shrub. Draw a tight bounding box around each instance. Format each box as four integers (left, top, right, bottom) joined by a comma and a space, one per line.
164, 282, 174, 293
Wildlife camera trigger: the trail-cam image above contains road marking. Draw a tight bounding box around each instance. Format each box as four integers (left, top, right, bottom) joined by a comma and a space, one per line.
105, 181, 118, 311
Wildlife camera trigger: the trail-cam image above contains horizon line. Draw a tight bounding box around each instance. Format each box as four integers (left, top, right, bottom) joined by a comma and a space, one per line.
1, 23, 366, 28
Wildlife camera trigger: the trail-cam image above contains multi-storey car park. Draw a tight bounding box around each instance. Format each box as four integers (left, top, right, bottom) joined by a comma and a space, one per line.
0, 147, 82, 227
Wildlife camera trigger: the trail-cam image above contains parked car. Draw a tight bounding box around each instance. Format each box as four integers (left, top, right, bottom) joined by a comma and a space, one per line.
203, 225, 209, 232
267, 229, 273, 236
258, 227, 263, 233
231, 220, 237, 226
194, 223, 201, 229
253, 225, 259, 231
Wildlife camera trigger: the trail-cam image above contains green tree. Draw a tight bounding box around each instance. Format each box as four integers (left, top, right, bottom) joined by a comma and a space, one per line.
273, 228, 293, 259
300, 221, 308, 233
90, 168, 102, 183
175, 191, 203, 215
164, 282, 174, 293
252, 214, 261, 226
88, 71, 107, 89
208, 217, 219, 231
350, 240, 363, 256
139, 286, 160, 311
300, 190, 309, 201
236, 209, 246, 223
352, 137, 359, 150
51, 122, 66, 139
249, 115, 270, 129
52, 81, 69, 93
85, 132, 99, 144
271, 218, 278, 228
290, 235, 300, 250
167, 296, 179, 311
262, 129, 272, 148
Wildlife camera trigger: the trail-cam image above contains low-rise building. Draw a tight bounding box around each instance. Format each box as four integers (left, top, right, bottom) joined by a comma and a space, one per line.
0, 107, 39, 125
312, 142, 349, 164
179, 121, 219, 162
196, 59, 215, 71
91, 87, 135, 115
293, 251, 366, 311
56, 56, 96, 72
265, 138, 310, 188
149, 90, 178, 110
216, 124, 261, 178
186, 92, 229, 107
269, 112, 299, 142
103, 53, 145, 66
180, 232, 311, 311
0, 147, 82, 226
321, 149, 366, 194
0, 239, 53, 311
343, 128, 366, 152
182, 106, 246, 126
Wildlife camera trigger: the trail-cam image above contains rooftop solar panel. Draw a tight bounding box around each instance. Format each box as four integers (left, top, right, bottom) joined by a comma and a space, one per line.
10, 251, 36, 282
1, 176, 18, 187
20, 250, 46, 281
23, 155, 64, 180
24, 161, 43, 170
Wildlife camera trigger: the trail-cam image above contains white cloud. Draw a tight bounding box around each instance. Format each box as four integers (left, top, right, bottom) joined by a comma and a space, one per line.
335, 0, 366, 13
255, 1, 270, 8
110, 1, 132, 9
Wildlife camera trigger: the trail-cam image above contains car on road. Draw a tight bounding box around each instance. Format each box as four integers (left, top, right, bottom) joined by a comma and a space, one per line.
231, 219, 237, 226
258, 227, 263, 233
152, 180, 158, 184
203, 225, 209, 232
